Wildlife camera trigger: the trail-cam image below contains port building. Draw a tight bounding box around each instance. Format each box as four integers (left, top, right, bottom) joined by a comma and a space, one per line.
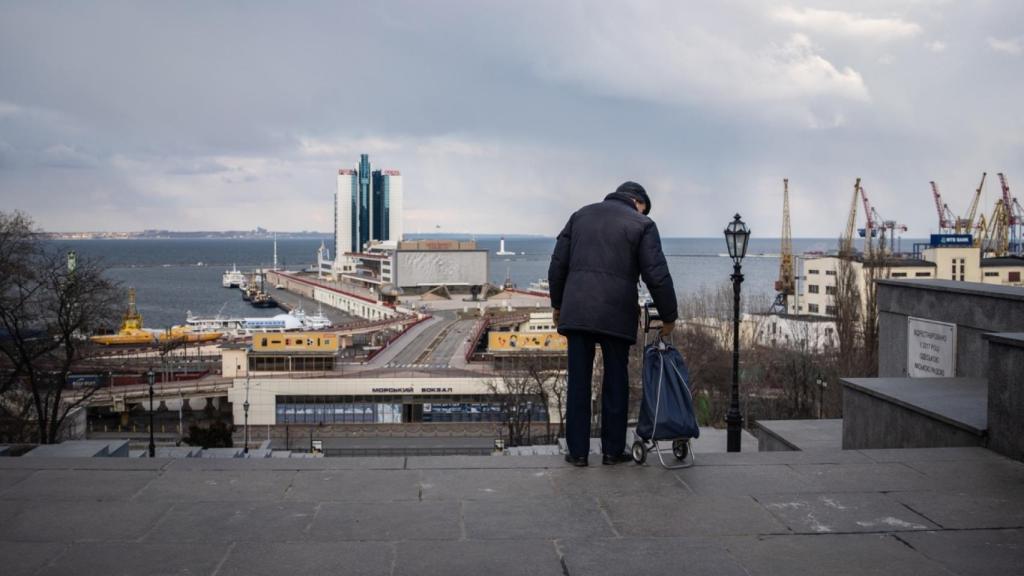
791, 237, 1024, 319
318, 239, 489, 297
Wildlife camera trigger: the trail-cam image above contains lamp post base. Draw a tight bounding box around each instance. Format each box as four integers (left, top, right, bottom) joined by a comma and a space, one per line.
726, 409, 743, 453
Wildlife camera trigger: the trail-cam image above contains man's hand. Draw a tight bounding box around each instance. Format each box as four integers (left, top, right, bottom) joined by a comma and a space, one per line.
552, 308, 560, 325
659, 320, 674, 338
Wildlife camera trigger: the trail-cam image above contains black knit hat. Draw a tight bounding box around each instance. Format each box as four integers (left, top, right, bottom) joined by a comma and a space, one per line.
616, 181, 651, 215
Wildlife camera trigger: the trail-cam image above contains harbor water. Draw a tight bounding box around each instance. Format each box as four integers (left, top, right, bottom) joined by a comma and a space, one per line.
55, 236, 856, 329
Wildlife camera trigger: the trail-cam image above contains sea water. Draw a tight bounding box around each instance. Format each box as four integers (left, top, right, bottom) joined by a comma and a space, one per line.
53, 236, 848, 329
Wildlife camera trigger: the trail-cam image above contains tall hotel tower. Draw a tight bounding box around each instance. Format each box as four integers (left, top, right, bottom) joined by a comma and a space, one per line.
335, 154, 403, 256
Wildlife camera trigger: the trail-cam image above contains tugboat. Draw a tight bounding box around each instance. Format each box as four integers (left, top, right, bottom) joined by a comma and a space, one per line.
251, 291, 277, 308
241, 273, 257, 302
92, 289, 223, 345
248, 269, 278, 309
90, 288, 156, 345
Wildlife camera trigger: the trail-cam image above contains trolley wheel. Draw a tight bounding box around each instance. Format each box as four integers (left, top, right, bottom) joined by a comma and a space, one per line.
631, 441, 647, 465
672, 439, 689, 461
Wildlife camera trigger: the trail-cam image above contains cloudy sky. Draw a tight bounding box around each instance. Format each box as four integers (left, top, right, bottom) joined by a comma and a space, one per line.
1, 1, 1021, 238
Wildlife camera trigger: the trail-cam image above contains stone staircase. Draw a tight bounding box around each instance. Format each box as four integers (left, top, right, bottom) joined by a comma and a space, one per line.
756, 280, 1024, 462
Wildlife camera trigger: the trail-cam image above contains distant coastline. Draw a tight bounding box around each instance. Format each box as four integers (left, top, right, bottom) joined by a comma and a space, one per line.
41, 230, 906, 244
42, 229, 331, 240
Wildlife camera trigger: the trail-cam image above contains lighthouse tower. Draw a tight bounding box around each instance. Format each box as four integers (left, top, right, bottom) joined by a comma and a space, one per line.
496, 236, 514, 256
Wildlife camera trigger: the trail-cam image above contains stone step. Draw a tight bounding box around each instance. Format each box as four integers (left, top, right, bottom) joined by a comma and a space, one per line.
754, 419, 843, 451
841, 376, 987, 450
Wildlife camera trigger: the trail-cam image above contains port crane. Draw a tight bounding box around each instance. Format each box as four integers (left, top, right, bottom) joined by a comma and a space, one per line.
839, 178, 861, 258
983, 199, 1010, 256
981, 173, 1023, 256
930, 181, 956, 233
999, 173, 1022, 255
858, 185, 906, 254
857, 185, 878, 241
960, 173, 987, 239
771, 178, 795, 314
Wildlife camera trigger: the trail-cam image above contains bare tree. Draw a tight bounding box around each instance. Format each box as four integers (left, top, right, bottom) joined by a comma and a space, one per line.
859, 233, 889, 377
0, 211, 120, 443
518, 353, 567, 443
485, 353, 545, 446
833, 249, 861, 374
546, 369, 567, 438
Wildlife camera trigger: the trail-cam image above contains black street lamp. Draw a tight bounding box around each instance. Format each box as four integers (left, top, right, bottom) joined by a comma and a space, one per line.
243, 372, 250, 455
816, 375, 827, 419
724, 214, 751, 452
147, 369, 156, 458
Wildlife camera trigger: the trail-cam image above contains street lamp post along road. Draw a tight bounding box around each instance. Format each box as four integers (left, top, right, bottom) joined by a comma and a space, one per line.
724, 214, 750, 453
816, 375, 827, 419
147, 369, 155, 458
243, 371, 250, 456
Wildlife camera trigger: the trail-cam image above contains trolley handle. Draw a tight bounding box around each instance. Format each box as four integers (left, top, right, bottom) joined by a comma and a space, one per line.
643, 303, 674, 351
643, 302, 663, 333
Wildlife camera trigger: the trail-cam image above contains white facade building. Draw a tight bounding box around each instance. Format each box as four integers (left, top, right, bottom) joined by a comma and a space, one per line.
335, 168, 357, 256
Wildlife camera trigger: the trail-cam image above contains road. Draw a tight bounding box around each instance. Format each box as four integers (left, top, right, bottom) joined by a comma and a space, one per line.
384, 312, 478, 369
418, 318, 477, 367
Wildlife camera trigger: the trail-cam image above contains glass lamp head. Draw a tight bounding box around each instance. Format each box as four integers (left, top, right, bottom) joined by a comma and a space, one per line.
724, 213, 750, 264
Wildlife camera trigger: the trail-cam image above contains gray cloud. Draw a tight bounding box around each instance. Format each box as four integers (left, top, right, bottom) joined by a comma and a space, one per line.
0, 0, 1021, 239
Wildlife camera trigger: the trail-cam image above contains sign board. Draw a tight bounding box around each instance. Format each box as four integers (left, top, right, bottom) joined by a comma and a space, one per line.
67, 374, 100, 388
929, 234, 973, 247
488, 331, 568, 352
907, 317, 957, 377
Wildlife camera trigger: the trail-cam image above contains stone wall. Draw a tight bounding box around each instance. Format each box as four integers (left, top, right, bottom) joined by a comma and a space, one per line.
877, 280, 1024, 378
985, 333, 1024, 461
841, 384, 985, 450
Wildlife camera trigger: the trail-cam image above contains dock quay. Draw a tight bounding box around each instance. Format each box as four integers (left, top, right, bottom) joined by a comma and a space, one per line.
267, 270, 398, 321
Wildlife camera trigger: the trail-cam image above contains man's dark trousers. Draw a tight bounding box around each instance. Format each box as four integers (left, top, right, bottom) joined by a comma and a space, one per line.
566, 331, 631, 458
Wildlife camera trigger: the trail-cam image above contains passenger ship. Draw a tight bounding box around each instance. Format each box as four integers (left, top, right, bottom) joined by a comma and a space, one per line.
222, 264, 246, 288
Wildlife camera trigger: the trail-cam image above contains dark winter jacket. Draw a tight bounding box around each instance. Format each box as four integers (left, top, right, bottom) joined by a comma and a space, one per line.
548, 191, 678, 343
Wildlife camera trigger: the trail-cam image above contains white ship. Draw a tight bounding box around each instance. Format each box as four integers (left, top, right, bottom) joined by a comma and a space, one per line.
527, 279, 549, 294
186, 306, 332, 335
222, 264, 245, 288
240, 314, 304, 333
288, 305, 333, 330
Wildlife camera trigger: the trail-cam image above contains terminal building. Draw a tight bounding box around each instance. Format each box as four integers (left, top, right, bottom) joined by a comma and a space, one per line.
321, 239, 489, 296
223, 315, 555, 428
227, 376, 547, 426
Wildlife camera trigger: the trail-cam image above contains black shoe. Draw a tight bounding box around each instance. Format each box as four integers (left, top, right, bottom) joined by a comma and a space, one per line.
564, 453, 589, 467
602, 452, 633, 466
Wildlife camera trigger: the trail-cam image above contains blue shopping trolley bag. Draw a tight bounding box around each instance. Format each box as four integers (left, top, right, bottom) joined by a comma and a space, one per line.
636, 341, 700, 442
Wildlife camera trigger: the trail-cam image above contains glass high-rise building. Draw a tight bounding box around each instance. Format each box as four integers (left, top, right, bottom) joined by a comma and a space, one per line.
335, 155, 403, 256
357, 154, 372, 250
372, 169, 403, 244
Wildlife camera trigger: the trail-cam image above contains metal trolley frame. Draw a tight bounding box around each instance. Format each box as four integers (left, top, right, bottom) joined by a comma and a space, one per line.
631, 303, 695, 469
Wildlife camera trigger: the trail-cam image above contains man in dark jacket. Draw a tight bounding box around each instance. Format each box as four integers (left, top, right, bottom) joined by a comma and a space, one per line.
548, 181, 678, 466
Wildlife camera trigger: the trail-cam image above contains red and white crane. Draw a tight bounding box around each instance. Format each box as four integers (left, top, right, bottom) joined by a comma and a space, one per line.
859, 185, 906, 253
930, 181, 956, 232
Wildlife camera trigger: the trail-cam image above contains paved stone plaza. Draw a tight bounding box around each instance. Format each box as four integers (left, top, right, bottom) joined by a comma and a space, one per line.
0, 447, 1022, 575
